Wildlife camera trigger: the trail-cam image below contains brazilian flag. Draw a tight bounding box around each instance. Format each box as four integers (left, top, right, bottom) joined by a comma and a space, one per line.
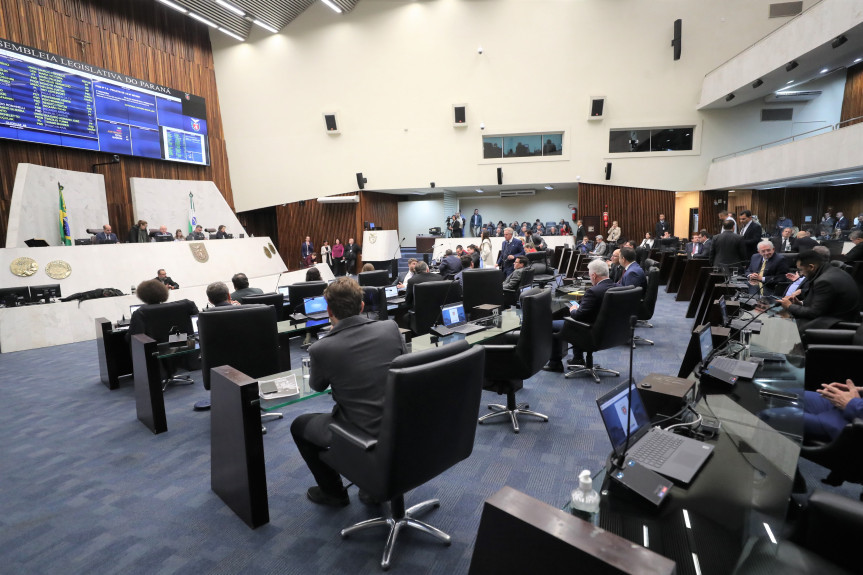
59, 183, 71, 246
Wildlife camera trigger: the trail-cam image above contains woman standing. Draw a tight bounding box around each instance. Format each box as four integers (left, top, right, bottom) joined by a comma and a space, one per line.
320, 240, 333, 272
332, 238, 345, 276
480, 231, 495, 269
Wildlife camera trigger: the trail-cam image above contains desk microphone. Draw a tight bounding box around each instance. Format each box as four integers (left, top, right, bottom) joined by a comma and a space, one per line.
702, 302, 778, 366
273, 271, 284, 293
391, 237, 405, 280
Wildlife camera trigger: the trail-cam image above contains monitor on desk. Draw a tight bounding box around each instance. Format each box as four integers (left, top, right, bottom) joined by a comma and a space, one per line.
278, 286, 290, 299
28, 284, 61, 303
0, 286, 29, 307
304, 296, 328, 316
384, 285, 399, 299
130, 304, 142, 316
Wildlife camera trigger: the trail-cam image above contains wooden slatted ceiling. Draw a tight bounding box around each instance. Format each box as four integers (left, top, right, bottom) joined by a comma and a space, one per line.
0, 0, 232, 246
578, 183, 676, 243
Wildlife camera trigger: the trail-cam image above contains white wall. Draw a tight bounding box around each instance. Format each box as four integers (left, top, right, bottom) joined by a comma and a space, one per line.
211, 0, 815, 211
455, 188, 577, 231
398, 198, 444, 244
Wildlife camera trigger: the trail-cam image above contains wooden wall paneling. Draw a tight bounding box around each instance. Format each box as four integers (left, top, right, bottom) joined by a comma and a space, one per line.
840, 64, 863, 126
578, 183, 675, 243
273, 196, 359, 273
0, 0, 233, 243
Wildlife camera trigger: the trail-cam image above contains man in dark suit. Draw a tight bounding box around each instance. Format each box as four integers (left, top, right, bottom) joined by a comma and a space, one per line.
654, 214, 670, 239
301, 236, 314, 263
544, 259, 616, 371
684, 234, 704, 258
155, 269, 180, 290
844, 230, 863, 263
497, 227, 525, 277
95, 224, 118, 244
575, 220, 585, 242
290, 277, 406, 507
344, 238, 361, 275
738, 210, 763, 256
502, 256, 529, 290
744, 240, 790, 295
618, 247, 646, 289
404, 261, 443, 309
834, 211, 850, 233
779, 249, 861, 332
608, 249, 623, 283
698, 230, 713, 261
188, 225, 206, 240
795, 230, 819, 251
710, 220, 747, 268
470, 209, 483, 237
772, 227, 797, 254
438, 249, 463, 278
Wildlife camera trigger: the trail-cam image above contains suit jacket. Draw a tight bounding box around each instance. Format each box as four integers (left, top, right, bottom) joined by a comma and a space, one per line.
470, 213, 482, 229
570, 278, 615, 325
95, 232, 118, 244
438, 255, 462, 278
405, 272, 444, 308
772, 236, 797, 254
307, 315, 406, 442
301, 242, 314, 258
608, 263, 623, 283
502, 266, 526, 290
710, 231, 747, 268
591, 242, 608, 257
787, 265, 861, 330
619, 262, 647, 289
700, 238, 713, 261
795, 236, 819, 251
188, 231, 206, 241
344, 243, 360, 260
395, 270, 415, 286
497, 237, 525, 276
654, 220, 670, 239
155, 276, 180, 289
744, 253, 789, 291
575, 226, 585, 242
739, 221, 763, 256
835, 217, 849, 231
684, 242, 704, 258
607, 226, 621, 242
844, 242, 863, 263
231, 286, 263, 300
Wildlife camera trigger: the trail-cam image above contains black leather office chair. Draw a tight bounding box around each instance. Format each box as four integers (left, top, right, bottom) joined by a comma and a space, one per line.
633, 265, 660, 345
287, 281, 327, 317
237, 292, 285, 322
461, 269, 503, 319
530, 260, 556, 287
800, 420, 863, 500
130, 300, 198, 390
479, 288, 552, 433
503, 268, 535, 307
734, 490, 863, 574
560, 286, 643, 383
802, 326, 863, 392
321, 341, 485, 570
198, 305, 282, 423
408, 280, 460, 335
358, 270, 390, 287
362, 286, 388, 321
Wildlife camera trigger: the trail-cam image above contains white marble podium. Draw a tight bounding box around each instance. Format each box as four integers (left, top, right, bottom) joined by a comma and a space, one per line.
361, 230, 401, 261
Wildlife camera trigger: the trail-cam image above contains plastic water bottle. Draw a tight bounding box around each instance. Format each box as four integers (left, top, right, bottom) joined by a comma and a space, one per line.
571, 470, 600, 522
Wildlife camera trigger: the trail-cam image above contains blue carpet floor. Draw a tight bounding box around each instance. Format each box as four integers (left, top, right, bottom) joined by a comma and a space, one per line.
0, 288, 856, 574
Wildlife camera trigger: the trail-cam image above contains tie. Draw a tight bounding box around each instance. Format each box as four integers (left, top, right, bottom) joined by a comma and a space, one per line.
692, 243, 697, 255
758, 258, 767, 295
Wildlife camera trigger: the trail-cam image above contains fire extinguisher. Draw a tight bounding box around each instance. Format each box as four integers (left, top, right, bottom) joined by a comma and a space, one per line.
571, 207, 577, 221
603, 211, 609, 227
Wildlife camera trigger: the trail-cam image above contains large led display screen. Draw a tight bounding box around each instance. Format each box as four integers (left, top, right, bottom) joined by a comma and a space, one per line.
0, 39, 209, 165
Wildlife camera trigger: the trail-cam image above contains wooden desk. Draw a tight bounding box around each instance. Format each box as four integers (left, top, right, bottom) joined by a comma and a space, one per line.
686, 266, 717, 318
665, 253, 686, 294
676, 258, 710, 302
95, 317, 132, 390
416, 235, 442, 253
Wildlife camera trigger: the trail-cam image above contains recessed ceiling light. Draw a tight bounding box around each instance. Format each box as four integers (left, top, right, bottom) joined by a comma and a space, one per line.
217, 27, 244, 41
856, 58, 862, 63
216, 0, 245, 16
544, 185, 553, 190
320, 0, 343, 14
253, 19, 279, 33
189, 12, 217, 28
820, 67, 829, 74
157, 0, 187, 14
475, 189, 484, 193
786, 80, 794, 84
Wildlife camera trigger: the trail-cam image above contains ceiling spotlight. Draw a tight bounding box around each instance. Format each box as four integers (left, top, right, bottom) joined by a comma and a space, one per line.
189, 12, 217, 28
785, 60, 798, 72
157, 0, 187, 14
252, 19, 279, 33
320, 0, 343, 14
544, 185, 554, 190
725, 93, 735, 102
752, 79, 763, 89
217, 27, 244, 41
475, 188, 484, 193
820, 67, 829, 74
855, 58, 862, 64
216, 0, 245, 16
832, 35, 848, 49
786, 80, 794, 84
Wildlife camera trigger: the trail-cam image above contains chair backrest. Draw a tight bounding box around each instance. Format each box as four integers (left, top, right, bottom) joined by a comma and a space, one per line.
358, 270, 390, 287
514, 288, 552, 375
362, 286, 388, 320
526, 251, 546, 265
591, 286, 643, 350
137, 300, 196, 343
821, 239, 845, 258
638, 266, 661, 320
411, 280, 460, 335
375, 344, 486, 500
198, 304, 279, 390
643, 258, 658, 269
237, 292, 284, 322
287, 281, 327, 315
519, 267, 535, 288
462, 269, 504, 317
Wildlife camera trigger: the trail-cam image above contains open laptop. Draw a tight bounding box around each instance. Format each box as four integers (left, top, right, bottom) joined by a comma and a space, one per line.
384, 285, 405, 305
700, 322, 759, 379
303, 295, 330, 320
597, 381, 714, 484
278, 285, 290, 301
439, 302, 487, 335
718, 296, 762, 332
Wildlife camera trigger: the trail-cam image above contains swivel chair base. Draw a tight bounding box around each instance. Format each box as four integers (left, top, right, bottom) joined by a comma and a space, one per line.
564, 363, 619, 383
162, 374, 194, 392
634, 319, 655, 345
478, 400, 548, 434
340, 495, 451, 570
633, 335, 655, 345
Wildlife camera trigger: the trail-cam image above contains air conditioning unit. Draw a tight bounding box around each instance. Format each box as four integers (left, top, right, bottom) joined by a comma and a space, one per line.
764, 90, 822, 103
317, 195, 359, 204
499, 190, 536, 198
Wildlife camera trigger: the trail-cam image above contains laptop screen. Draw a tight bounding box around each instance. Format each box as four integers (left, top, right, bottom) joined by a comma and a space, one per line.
278, 286, 290, 298
304, 296, 328, 315
718, 296, 728, 326
440, 302, 467, 327
698, 324, 713, 363
130, 304, 142, 315
384, 285, 399, 299
596, 382, 652, 456
191, 315, 199, 334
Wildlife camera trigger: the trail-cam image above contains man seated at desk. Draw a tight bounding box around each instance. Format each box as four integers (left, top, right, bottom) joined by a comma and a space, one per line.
404, 261, 443, 310
152, 225, 173, 241
95, 224, 118, 244
230, 273, 263, 300
126, 280, 198, 343
744, 240, 789, 296
291, 277, 406, 507
205, 281, 238, 307
155, 269, 180, 290
188, 225, 206, 241
395, 258, 418, 288
618, 247, 646, 289
778, 249, 860, 331
543, 259, 614, 372
502, 256, 528, 290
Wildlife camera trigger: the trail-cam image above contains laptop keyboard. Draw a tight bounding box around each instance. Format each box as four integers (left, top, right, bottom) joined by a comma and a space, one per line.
629, 431, 683, 468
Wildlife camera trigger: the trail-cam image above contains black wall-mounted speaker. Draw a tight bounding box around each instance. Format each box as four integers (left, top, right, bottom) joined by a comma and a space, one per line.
605, 162, 612, 180
453, 105, 466, 125
324, 113, 338, 132
590, 98, 605, 118
356, 172, 366, 190
672, 19, 682, 60
497, 167, 503, 185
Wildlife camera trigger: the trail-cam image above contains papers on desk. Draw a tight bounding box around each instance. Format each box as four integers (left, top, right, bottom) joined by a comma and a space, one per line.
259, 375, 300, 399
